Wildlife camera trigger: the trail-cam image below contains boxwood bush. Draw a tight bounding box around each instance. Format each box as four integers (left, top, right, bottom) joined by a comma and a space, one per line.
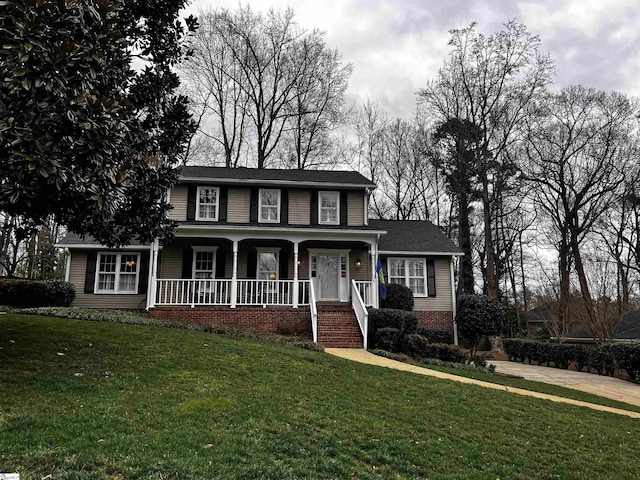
368, 308, 418, 348
0, 279, 75, 307
380, 283, 414, 311
415, 326, 454, 344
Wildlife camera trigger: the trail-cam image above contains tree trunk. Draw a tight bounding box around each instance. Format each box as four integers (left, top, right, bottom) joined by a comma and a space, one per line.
458, 193, 475, 295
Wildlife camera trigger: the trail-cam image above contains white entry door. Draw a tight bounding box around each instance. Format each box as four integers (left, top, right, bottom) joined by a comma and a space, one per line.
317, 255, 339, 300
310, 251, 349, 301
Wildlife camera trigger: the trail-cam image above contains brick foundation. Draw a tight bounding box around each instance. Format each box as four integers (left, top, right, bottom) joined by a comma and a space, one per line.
415, 311, 454, 333
149, 306, 312, 337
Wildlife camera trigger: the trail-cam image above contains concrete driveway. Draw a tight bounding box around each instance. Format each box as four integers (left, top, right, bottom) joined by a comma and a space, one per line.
491, 360, 640, 407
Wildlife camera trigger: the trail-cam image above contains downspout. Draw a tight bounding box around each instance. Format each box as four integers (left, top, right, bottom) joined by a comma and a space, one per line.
450, 256, 458, 345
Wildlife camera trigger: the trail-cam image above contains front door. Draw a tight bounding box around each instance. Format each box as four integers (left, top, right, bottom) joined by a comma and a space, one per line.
317, 254, 339, 300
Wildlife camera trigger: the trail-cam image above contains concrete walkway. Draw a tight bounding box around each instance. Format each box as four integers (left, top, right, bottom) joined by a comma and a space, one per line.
491, 360, 640, 407
324, 348, 640, 419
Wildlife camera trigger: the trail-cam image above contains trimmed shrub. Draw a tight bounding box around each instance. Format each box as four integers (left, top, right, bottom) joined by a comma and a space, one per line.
415, 327, 454, 344
0, 279, 75, 307
400, 333, 431, 358
456, 294, 507, 355
609, 342, 640, 380
588, 346, 615, 376
381, 283, 414, 311
477, 335, 493, 352
368, 308, 418, 348
421, 343, 466, 363
375, 327, 401, 352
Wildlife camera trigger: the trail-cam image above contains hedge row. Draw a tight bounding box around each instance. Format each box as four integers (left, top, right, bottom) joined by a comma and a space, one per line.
503, 338, 640, 380
0, 279, 75, 307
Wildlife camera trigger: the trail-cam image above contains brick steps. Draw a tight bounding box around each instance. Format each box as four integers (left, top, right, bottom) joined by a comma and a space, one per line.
317, 305, 364, 349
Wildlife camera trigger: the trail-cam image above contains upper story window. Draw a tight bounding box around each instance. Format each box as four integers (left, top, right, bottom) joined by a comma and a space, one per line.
387, 258, 435, 297
259, 189, 280, 223
319, 191, 339, 225
196, 186, 220, 221
95, 252, 140, 294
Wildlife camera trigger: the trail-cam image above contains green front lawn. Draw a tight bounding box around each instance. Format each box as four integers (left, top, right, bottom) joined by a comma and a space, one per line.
1, 314, 639, 479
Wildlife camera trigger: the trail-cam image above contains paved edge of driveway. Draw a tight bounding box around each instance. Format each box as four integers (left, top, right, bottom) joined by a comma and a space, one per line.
324, 348, 640, 419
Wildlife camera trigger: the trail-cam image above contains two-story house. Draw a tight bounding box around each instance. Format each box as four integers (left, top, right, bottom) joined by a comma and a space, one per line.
58, 167, 462, 348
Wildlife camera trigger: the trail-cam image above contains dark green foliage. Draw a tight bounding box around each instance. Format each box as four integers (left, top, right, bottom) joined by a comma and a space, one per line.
0, 0, 197, 246
609, 343, 640, 380
381, 283, 414, 311
421, 343, 467, 363
478, 335, 493, 351
367, 308, 418, 349
416, 326, 454, 344
503, 338, 640, 379
400, 333, 431, 358
0, 279, 75, 307
375, 327, 401, 352
456, 294, 508, 354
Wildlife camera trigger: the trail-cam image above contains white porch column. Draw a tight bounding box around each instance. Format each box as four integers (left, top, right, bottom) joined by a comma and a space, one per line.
451, 257, 459, 346
293, 242, 299, 308
147, 239, 159, 310
370, 242, 378, 308
231, 240, 238, 308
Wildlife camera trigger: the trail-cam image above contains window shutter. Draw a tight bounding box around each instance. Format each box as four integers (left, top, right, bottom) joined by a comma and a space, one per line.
280, 190, 288, 224
310, 191, 318, 225
84, 251, 98, 293
187, 186, 197, 221
218, 187, 228, 221
250, 188, 258, 223
340, 191, 347, 226
138, 251, 150, 294
427, 260, 436, 297
247, 250, 257, 278
182, 248, 193, 278
279, 251, 289, 279
215, 250, 226, 278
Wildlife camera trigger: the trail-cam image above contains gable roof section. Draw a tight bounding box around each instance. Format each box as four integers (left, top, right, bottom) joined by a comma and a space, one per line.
369, 219, 462, 255
612, 310, 640, 340
178, 166, 375, 188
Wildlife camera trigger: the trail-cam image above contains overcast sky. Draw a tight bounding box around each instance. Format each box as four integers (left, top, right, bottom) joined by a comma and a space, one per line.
184, 0, 640, 119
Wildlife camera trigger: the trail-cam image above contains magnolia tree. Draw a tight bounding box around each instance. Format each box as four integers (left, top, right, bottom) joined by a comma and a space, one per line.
456, 294, 508, 356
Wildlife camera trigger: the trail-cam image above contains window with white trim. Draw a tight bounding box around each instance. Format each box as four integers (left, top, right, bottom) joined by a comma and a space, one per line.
196, 186, 220, 221
192, 247, 218, 279
319, 191, 339, 224
259, 189, 280, 223
387, 258, 433, 296
95, 252, 140, 294
257, 249, 279, 280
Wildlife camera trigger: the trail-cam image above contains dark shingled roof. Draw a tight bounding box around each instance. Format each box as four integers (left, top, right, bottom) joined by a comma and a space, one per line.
57, 232, 149, 246
565, 310, 640, 340
178, 166, 375, 187
527, 305, 551, 324
369, 219, 462, 255
612, 310, 640, 340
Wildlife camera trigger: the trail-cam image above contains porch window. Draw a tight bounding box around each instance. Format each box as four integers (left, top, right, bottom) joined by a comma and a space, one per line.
196, 186, 220, 221
257, 249, 279, 280
388, 258, 435, 296
319, 191, 339, 225
192, 247, 218, 279
95, 252, 140, 294
259, 189, 280, 223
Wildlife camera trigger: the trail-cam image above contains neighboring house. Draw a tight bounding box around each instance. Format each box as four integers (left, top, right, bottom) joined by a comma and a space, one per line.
526, 305, 551, 336
565, 310, 640, 343
58, 167, 462, 348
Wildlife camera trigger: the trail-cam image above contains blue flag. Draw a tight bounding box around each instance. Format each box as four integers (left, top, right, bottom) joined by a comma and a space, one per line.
376, 258, 387, 301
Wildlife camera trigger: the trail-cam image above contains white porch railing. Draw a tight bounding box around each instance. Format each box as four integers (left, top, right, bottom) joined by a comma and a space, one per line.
309, 278, 318, 343
354, 280, 375, 306
155, 279, 310, 307
351, 280, 369, 350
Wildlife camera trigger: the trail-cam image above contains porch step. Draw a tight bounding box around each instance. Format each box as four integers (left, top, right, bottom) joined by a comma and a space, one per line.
317, 307, 364, 349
